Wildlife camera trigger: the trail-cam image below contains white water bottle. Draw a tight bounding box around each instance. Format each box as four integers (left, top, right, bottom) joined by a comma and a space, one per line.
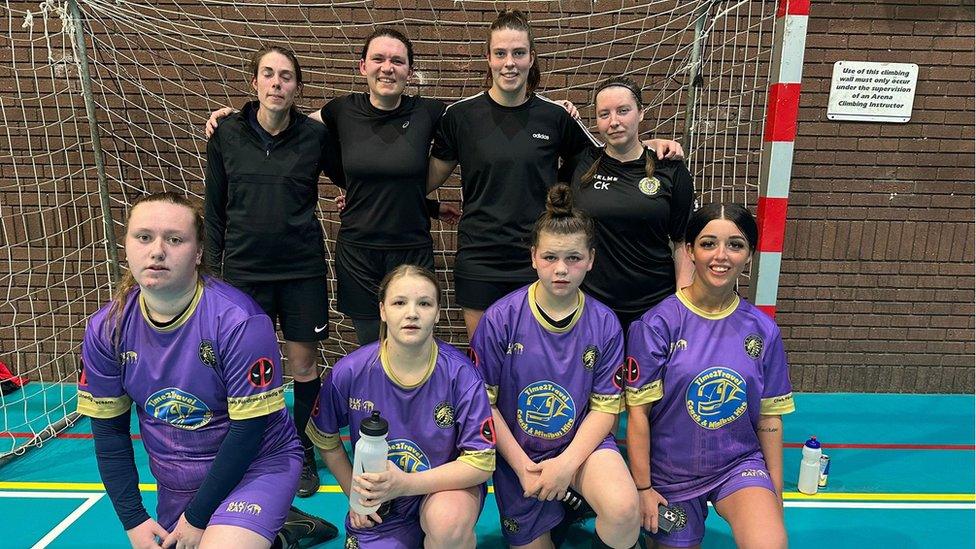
350, 410, 390, 515
797, 436, 822, 495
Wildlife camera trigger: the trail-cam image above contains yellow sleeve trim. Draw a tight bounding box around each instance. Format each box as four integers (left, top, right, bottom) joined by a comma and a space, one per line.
306, 423, 342, 451
76, 391, 132, 419
625, 379, 664, 407
458, 449, 496, 472
486, 385, 498, 406
227, 386, 285, 420
761, 393, 795, 415
589, 393, 622, 414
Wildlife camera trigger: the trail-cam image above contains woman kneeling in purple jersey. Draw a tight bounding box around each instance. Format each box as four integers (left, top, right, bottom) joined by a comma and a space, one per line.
470, 184, 641, 549
78, 193, 335, 549
307, 265, 496, 548
626, 203, 794, 549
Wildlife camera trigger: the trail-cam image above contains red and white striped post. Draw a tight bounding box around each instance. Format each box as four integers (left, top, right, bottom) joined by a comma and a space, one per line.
749, 0, 811, 318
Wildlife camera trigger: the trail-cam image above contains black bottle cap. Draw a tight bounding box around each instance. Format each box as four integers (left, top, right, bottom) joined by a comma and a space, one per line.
359, 410, 388, 437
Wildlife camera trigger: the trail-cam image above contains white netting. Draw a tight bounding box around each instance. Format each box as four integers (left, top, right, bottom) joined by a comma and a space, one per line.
1, 0, 776, 460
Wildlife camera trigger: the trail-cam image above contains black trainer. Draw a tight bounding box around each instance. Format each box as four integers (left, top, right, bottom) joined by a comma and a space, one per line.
551, 488, 597, 547
275, 505, 338, 548
296, 450, 320, 498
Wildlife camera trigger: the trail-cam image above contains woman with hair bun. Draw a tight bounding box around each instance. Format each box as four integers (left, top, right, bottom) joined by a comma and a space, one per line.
626, 203, 793, 549
470, 184, 641, 548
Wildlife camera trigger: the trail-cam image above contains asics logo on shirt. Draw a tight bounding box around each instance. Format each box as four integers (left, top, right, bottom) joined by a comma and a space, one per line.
532, 133, 550, 141
402, 121, 410, 129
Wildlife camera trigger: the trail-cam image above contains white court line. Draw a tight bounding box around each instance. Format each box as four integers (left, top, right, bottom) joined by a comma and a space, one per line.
0, 491, 106, 548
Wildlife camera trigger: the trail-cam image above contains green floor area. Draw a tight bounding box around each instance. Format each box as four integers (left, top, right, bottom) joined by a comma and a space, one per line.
1, 390, 974, 548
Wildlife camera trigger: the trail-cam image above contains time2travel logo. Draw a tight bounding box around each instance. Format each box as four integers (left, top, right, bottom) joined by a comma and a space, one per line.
685, 367, 747, 430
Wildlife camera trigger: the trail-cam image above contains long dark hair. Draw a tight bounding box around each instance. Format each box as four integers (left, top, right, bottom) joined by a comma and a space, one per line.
104, 192, 207, 346
484, 9, 541, 94
684, 203, 759, 252
531, 184, 596, 250
580, 77, 655, 187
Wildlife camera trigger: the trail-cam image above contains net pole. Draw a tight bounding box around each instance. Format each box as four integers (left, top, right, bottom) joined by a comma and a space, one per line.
749, 0, 811, 317
68, 0, 120, 287
680, 2, 711, 150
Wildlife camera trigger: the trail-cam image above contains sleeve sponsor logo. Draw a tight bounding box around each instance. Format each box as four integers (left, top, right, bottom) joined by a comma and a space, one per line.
626, 356, 640, 384
247, 357, 274, 388
480, 417, 496, 444
613, 364, 627, 390
466, 347, 480, 366
78, 360, 88, 387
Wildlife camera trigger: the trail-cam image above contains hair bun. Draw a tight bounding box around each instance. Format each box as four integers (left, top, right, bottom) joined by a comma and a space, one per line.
545, 183, 574, 217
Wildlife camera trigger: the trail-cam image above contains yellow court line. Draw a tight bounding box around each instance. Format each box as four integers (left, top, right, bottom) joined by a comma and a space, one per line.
1, 482, 973, 502
783, 491, 975, 502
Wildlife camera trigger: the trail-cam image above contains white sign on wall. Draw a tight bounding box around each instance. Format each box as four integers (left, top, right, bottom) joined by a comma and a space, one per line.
827, 61, 919, 123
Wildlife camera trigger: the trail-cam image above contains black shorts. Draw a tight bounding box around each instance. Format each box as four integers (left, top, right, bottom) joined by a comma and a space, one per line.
453, 276, 531, 311
335, 241, 434, 320
229, 276, 330, 342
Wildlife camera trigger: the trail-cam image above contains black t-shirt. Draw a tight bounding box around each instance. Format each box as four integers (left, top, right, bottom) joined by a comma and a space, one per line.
431, 92, 597, 282
571, 146, 695, 322
320, 93, 445, 249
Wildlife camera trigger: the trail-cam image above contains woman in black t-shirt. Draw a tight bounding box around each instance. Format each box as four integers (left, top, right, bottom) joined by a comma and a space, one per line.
429, 11, 684, 340
571, 77, 695, 330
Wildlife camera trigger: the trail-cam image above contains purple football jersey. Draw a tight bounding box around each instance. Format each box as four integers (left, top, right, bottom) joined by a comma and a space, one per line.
626, 290, 795, 501
470, 283, 624, 460
78, 277, 299, 491
308, 339, 495, 532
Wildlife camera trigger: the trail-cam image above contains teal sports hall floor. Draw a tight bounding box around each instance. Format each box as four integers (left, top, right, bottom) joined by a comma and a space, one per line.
2, 388, 973, 548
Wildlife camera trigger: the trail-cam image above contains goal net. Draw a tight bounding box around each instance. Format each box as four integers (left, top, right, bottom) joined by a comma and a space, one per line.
1, 0, 777, 461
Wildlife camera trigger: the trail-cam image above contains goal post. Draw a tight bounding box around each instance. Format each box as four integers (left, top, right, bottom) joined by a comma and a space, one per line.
1, 0, 796, 462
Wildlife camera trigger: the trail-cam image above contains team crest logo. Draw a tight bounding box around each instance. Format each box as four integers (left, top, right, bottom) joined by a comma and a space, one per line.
744, 334, 764, 358
388, 439, 431, 473
638, 177, 661, 196
480, 417, 496, 444
433, 401, 455, 428
502, 517, 520, 534
582, 345, 599, 371
198, 340, 217, 368
248, 358, 274, 388
345, 534, 360, 549
660, 504, 688, 532
516, 380, 576, 439
145, 387, 212, 430
686, 366, 747, 430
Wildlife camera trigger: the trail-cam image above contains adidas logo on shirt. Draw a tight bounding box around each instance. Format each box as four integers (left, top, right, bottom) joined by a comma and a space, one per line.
532, 133, 550, 141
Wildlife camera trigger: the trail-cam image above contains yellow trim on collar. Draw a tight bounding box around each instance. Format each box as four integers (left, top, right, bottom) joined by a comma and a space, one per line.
676, 288, 739, 320
380, 339, 438, 389
527, 281, 585, 333
140, 280, 204, 333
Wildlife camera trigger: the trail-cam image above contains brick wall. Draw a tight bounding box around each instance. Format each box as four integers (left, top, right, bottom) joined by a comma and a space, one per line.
782, 0, 974, 391
1, 1, 972, 392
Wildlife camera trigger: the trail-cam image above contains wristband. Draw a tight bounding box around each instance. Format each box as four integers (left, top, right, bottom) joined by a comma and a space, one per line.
636, 485, 653, 491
